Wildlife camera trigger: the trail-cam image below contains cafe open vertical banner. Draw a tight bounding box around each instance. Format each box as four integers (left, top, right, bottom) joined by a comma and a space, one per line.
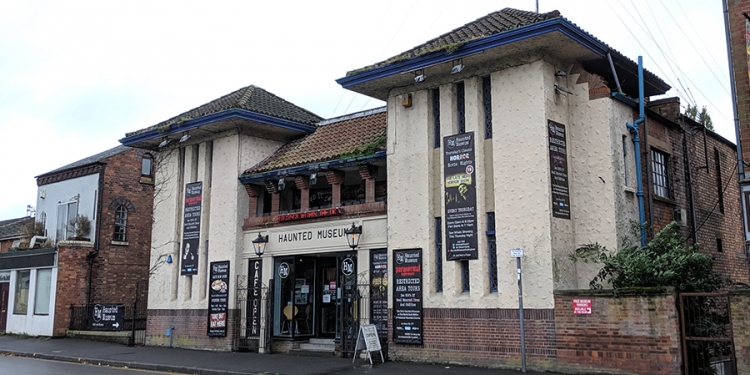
181, 182, 202, 275
208, 260, 230, 337
443, 132, 478, 261
247, 259, 263, 337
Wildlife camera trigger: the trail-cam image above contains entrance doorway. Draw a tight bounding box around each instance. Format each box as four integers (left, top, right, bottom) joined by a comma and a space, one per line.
272, 252, 356, 339
0, 283, 8, 332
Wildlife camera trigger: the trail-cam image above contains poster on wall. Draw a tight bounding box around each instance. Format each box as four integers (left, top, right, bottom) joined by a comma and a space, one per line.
181, 182, 202, 275
443, 132, 478, 261
208, 260, 230, 337
392, 248, 422, 345
548, 121, 571, 219
370, 250, 388, 338
247, 259, 263, 337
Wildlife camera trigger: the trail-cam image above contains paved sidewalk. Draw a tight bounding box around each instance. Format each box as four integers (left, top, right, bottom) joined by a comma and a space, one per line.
0, 335, 559, 375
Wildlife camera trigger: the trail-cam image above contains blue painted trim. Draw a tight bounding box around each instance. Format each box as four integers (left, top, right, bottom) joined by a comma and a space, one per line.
337, 18, 615, 88
119, 109, 316, 146
238, 151, 386, 184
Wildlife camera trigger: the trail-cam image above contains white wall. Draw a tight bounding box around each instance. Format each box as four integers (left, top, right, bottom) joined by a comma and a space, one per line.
6, 267, 58, 336
36, 174, 99, 243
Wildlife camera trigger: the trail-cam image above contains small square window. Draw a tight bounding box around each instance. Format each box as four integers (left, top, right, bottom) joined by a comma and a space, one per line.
141, 154, 154, 177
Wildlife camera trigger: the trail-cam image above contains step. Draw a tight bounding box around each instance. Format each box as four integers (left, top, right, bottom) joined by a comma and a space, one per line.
289, 348, 336, 357
299, 343, 335, 351
308, 338, 335, 345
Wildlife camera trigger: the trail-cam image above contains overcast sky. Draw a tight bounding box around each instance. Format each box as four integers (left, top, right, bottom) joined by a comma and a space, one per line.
0, 0, 732, 219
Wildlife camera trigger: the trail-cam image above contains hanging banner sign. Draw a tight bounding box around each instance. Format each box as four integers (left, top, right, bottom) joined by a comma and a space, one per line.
548, 121, 571, 219
443, 132, 478, 261
247, 259, 263, 337
208, 260, 230, 337
393, 248, 422, 345
746, 17, 750, 85
370, 250, 388, 338
181, 182, 202, 275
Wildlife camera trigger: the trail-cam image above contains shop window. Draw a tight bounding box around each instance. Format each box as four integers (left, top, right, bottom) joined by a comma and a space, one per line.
651, 149, 671, 199
141, 153, 153, 178
487, 212, 497, 293
114, 205, 128, 242
456, 82, 465, 134
13, 270, 30, 315
273, 257, 316, 338
34, 269, 52, 315
435, 217, 443, 293
482, 76, 492, 139
57, 200, 78, 240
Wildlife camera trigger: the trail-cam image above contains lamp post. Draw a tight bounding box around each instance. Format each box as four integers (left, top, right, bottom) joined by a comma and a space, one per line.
252, 232, 268, 257
344, 223, 362, 250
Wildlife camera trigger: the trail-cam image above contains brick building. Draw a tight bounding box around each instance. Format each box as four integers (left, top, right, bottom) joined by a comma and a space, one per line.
0, 145, 154, 336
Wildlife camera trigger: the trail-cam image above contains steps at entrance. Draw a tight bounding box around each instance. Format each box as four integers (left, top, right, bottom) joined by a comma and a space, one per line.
292, 338, 335, 357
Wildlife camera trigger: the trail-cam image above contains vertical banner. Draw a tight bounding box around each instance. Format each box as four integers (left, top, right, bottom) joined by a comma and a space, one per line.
443, 132, 478, 261
181, 182, 202, 275
548, 121, 571, 219
393, 248, 422, 345
370, 250, 388, 337
247, 259, 263, 337
208, 260, 230, 337
746, 17, 750, 85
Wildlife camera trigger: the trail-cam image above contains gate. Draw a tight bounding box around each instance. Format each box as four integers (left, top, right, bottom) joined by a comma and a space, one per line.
233, 275, 273, 352
680, 293, 736, 375
339, 271, 387, 361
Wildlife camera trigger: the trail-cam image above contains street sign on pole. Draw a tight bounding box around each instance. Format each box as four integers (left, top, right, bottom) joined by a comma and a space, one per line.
511, 249, 527, 373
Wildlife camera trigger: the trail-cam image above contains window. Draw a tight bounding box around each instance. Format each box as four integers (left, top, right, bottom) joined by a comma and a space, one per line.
461, 260, 470, 292
622, 135, 629, 186
487, 212, 497, 293
34, 269, 52, 315
432, 88, 441, 148
141, 153, 153, 177
435, 217, 443, 292
482, 76, 492, 139
57, 201, 78, 240
651, 149, 671, 199
456, 82, 466, 134
257, 190, 273, 216
13, 270, 30, 315
40, 212, 47, 237
114, 205, 128, 242
714, 148, 724, 214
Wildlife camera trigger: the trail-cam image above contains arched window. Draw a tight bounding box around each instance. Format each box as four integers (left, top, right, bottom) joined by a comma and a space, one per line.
141, 153, 154, 178
114, 205, 128, 242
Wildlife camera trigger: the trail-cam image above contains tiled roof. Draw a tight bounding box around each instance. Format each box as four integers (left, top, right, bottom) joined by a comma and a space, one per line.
244, 107, 387, 175
0, 217, 33, 241
125, 85, 324, 137
347, 8, 560, 76
37, 145, 130, 177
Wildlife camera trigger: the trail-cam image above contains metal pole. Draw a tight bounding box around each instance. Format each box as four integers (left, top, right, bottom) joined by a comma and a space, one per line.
517, 257, 526, 373
130, 282, 138, 347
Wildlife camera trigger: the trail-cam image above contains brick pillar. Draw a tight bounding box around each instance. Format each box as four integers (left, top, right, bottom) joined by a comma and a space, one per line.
245, 184, 262, 217
295, 176, 311, 211
731, 290, 750, 374
263, 180, 280, 216
359, 165, 378, 203
326, 171, 345, 207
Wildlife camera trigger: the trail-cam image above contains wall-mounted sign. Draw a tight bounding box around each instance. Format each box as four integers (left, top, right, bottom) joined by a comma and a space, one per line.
393, 248, 422, 345
573, 299, 592, 314
443, 132, 478, 261
548, 121, 571, 219
278, 262, 290, 279
341, 258, 354, 276
370, 250, 388, 338
208, 260, 230, 337
277, 207, 344, 222
181, 182, 202, 275
0, 271, 9, 282
247, 259, 263, 337
89, 304, 124, 331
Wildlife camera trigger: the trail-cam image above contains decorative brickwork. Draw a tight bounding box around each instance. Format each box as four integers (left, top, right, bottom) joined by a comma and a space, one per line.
146, 309, 235, 351
37, 164, 102, 186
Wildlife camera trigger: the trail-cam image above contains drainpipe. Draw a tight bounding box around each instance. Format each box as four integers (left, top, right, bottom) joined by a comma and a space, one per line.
626, 56, 647, 247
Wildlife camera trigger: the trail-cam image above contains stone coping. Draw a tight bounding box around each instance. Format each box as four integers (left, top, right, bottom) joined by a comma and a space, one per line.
554, 286, 676, 297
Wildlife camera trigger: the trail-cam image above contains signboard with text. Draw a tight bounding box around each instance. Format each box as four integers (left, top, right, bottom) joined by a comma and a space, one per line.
393, 248, 422, 345
443, 132, 478, 260
181, 182, 202, 275
573, 299, 592, 314
89, 304, 124, 331
370, 250, 388, 338
247, 259, 263, 337
548, 121, 571, 219
208, 260, 230, 337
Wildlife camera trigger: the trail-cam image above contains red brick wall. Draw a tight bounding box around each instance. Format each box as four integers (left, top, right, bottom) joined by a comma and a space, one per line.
146, 309, 235, 351
685, 127, 750, 284
387, 308, 557, 370
554, 289, 681, 375
727, 0, 750, 166
54, 243, 92, 336
731, 289, 750, 374
89, 148, 153, 306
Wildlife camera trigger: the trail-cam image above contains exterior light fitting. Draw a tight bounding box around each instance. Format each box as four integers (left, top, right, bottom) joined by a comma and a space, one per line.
309, 173, 317, 186
252, 232, 269, 257
179, 132, 191, 143
554, 84, 573, 95
344, 223, 363, 250
450, 59, 464, 74
158, 137, 170, 148
277, 178, 286, 191
414, 69, 426, 84
555, 70, 567, 77
166, 254, 173, 264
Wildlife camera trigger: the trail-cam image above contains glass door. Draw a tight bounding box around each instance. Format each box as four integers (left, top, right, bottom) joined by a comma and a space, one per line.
273, 256, 316, 338
317, 257, 337, 337
273, 257, 295, 337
